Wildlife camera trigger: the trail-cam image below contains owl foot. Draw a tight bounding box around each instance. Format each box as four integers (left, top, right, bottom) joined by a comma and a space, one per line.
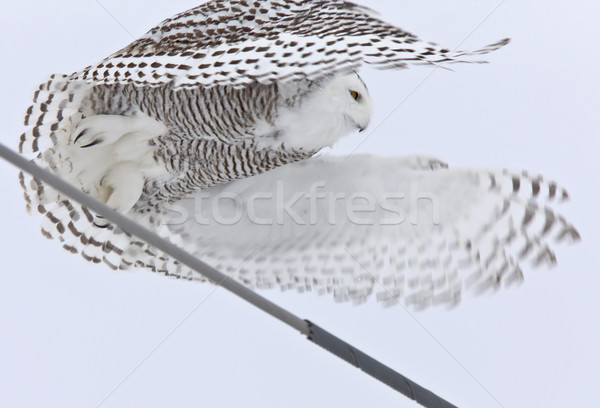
73, 114, 166, 148
397, 156, 449, 170
74, 115, 136, 148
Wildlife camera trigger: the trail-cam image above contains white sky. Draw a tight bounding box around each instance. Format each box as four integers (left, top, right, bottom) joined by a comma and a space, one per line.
0, 1, 598, 407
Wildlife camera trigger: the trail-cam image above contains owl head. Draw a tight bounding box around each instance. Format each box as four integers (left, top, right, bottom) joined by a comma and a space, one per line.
276, 72, 373, 150
323, 72, 372, 134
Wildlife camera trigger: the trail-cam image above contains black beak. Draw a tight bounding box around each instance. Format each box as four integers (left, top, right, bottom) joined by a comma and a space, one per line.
358, 127, 365, 133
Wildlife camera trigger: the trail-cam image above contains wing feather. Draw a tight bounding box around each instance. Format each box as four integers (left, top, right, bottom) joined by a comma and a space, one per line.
73, 0, 509, 89
154, 155, 579, 308
23, 153, 579, 308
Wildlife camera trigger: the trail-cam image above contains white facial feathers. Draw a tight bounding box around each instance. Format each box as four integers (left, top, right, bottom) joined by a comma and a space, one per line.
274, 73, 372, 150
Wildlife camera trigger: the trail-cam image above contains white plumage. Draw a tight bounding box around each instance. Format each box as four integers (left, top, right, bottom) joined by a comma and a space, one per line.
18, 0, 579, 309
159, 156, 579, 307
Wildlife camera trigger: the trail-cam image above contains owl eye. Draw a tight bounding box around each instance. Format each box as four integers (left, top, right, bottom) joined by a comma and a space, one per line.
349, 90, 360, 101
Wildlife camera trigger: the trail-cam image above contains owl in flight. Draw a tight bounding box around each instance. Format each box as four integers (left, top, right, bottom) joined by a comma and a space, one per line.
19, 0, 579, 308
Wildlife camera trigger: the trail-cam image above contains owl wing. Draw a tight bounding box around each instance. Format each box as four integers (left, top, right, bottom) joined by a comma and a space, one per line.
27, 151, 579, 308
74, 0, 509, 88
157, 154, 579, 308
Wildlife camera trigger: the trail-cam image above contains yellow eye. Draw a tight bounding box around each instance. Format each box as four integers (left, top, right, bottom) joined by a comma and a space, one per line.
349, 90, 360, 101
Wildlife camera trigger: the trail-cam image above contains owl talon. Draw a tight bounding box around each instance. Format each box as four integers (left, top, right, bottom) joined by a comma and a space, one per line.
429, 159, 449, 170
93, 216, 110, 228
397, 156, 449, 171
80, 137, 103, 148
74, 128, 88, 144
73, 126, 106, 148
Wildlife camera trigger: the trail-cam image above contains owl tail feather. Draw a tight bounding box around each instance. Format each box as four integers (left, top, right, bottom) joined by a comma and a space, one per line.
19, 74, 92, 213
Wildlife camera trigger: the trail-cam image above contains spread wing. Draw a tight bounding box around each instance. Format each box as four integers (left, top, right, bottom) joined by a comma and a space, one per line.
34, 154, 569, 309
163, 155, 578, 308
74, 0, 509, 88
25, 151, 579, 308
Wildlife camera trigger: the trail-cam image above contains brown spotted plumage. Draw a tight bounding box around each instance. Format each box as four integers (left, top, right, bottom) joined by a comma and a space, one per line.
75, 0, 509, 89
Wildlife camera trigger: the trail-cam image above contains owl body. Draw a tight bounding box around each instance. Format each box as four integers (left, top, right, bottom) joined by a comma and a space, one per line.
30, 71, 370, 219
18, 0, 579, 308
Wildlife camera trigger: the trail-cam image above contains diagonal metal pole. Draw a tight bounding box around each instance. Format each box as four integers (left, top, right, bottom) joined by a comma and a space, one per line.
0, 142, 458, 408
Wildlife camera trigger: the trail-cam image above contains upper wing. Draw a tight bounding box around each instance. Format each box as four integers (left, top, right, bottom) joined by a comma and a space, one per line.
162, 154, 579, 308
73, 0, 509, 88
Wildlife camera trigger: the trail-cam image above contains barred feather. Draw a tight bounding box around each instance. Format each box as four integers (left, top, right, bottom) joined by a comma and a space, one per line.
74, 0, 509, 89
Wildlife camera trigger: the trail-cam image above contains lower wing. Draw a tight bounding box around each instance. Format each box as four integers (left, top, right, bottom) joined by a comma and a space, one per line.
159, 154, 579, 308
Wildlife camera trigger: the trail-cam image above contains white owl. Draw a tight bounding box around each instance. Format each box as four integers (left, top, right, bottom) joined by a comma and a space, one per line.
18, 0, 579, 309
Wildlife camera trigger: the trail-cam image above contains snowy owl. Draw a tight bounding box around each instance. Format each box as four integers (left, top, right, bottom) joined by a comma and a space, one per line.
18, 0, 579, 309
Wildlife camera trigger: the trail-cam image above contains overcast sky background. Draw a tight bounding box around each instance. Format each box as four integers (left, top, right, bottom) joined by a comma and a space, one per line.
0, 1, 598, 407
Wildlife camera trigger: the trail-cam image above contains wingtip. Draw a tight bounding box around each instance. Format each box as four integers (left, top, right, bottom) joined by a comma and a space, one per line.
499, 38, 511, 46
481, 37, 512, 54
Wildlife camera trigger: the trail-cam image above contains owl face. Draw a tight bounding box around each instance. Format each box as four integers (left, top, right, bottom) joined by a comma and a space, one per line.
272, 72, 373, 150
326, 72, 372, 134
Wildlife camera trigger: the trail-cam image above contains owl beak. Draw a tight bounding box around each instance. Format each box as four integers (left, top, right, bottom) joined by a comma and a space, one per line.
357, 121, 369, 132
348, 116, 369, 133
